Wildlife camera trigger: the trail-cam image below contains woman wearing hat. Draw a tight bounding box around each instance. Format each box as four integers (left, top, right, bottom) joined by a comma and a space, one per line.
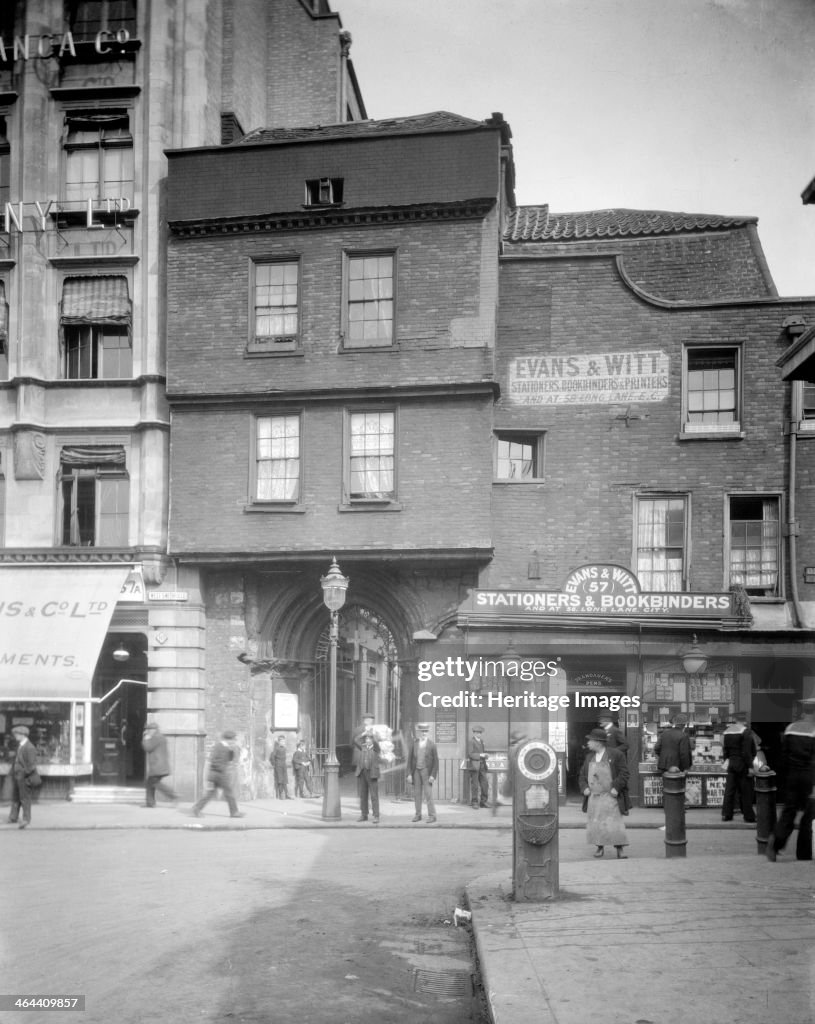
578, 728, 630, 859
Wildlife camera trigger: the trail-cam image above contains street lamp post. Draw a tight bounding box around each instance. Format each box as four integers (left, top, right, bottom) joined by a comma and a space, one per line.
320, 557, 349, 821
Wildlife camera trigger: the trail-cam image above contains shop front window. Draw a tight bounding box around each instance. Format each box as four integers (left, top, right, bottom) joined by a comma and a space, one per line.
0, 704, 76, 764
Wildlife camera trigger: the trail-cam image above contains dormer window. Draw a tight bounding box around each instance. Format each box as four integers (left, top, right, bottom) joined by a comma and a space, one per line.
305, 177, 343, 206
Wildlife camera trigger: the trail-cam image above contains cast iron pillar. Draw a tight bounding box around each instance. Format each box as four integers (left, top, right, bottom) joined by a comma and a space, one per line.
753, 766, 777, 856
512, 740, 559, 901
662, 768, 687, 858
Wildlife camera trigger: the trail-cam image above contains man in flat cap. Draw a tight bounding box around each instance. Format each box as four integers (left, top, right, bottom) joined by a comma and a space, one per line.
407, 723, 438, 823
7, 726, 39, 829
467, 725, 489, 809
767, 699, 815, 861
191, 730, 244, 819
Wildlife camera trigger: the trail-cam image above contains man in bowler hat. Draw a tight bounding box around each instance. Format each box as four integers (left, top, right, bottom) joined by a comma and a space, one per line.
407, 723, 438, 823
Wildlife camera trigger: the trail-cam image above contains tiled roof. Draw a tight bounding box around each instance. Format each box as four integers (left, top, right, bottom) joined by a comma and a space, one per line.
236, 111, 488, 146
505, 206, 757, 242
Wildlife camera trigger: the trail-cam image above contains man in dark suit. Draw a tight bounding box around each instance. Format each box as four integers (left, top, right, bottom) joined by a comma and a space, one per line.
353, 725, 381, 823
141, 720, 178, 808
654, 714, 693, 773
7, 725, 39, 829
190, 730, 244, 818
467, 725, 489, 808
598, 713, 631, 814
407, 723, 439, 823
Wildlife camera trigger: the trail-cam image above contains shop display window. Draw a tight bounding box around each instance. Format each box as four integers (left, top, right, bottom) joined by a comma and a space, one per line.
0, 703, 88, 765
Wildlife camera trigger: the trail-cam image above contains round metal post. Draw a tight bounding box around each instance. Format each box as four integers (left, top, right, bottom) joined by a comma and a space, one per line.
662, 768, 687, 858
321, 609, 342, 820
753, 766, 777, 856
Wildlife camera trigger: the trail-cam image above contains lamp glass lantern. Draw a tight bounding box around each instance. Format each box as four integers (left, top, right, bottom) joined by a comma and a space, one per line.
681, 635, 707, 676
320, 558, 349, 612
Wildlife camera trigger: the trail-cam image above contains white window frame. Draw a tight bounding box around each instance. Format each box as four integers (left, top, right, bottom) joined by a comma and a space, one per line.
634, 494, 689, 592
342, 251, 396, 350
343, 407, 398, 505
252, 413, 303, 505
725, 493, 782, 599
681, 344, 743, 437
249, 258, 301, 354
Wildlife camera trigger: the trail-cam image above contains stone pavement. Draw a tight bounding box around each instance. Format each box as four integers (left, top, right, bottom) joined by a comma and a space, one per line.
467, 847, 815, 1024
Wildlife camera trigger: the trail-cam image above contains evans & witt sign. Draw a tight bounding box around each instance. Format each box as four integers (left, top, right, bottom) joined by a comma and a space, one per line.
466, 565, 736, 623
508, 350, 669, 405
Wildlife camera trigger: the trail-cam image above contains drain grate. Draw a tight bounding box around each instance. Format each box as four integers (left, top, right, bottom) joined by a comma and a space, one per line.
411, 968, 474, 997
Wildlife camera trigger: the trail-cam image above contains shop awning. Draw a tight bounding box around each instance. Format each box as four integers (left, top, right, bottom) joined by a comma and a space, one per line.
60, 276, 132, 326
0, 565, 130, 701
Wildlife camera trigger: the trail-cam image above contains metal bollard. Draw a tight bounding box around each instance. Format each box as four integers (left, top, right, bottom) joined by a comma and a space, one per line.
662, 768, 687, 858
753, 766, 777, 856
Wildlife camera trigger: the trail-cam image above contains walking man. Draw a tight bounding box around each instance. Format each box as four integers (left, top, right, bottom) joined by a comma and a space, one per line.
721, 712, 758, 823
467, 725, 489, 808
7, 725, 38, 829
767, 699, 815, 861
141, 721, 178, 807
407, 723, 438, 823
354, 726, 381, 823
191, 730, 244, 818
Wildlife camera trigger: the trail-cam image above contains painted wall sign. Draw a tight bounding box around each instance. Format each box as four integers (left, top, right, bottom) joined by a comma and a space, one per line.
507, 350, 670, 405
467, 564, 734, 621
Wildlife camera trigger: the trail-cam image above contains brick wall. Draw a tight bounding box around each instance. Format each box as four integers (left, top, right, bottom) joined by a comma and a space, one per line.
167, 214, 499, 395
484, 255, 815, 594
169, 395, 494, 555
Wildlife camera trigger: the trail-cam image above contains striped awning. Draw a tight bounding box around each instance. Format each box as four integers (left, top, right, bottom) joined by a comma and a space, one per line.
61, 276, 131, 325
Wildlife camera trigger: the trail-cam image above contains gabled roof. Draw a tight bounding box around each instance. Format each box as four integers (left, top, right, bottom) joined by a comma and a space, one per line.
505, 206, 757, 242
236, 111, 490, 147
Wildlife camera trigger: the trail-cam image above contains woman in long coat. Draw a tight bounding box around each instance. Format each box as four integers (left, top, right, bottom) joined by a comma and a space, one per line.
579, 728, 630, 859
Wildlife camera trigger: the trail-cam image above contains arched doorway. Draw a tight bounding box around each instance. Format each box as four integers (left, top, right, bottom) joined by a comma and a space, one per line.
313, 604, 401, 777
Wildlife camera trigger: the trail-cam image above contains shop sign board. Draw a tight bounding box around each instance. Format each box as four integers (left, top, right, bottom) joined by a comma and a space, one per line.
466, 564, 734, 622
0, 565, 130, 700
507, 350, 669, 405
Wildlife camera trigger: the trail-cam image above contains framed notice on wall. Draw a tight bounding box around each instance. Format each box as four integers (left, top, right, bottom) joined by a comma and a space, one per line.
273, 691, 299, 730
434, 710, 457, 744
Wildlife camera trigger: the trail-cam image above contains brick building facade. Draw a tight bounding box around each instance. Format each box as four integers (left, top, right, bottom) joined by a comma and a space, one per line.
166, 112, 815, 807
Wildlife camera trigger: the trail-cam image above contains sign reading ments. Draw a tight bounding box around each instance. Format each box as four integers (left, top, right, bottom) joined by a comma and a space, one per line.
508, 350, 669, 405
468, 564, 734, 622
